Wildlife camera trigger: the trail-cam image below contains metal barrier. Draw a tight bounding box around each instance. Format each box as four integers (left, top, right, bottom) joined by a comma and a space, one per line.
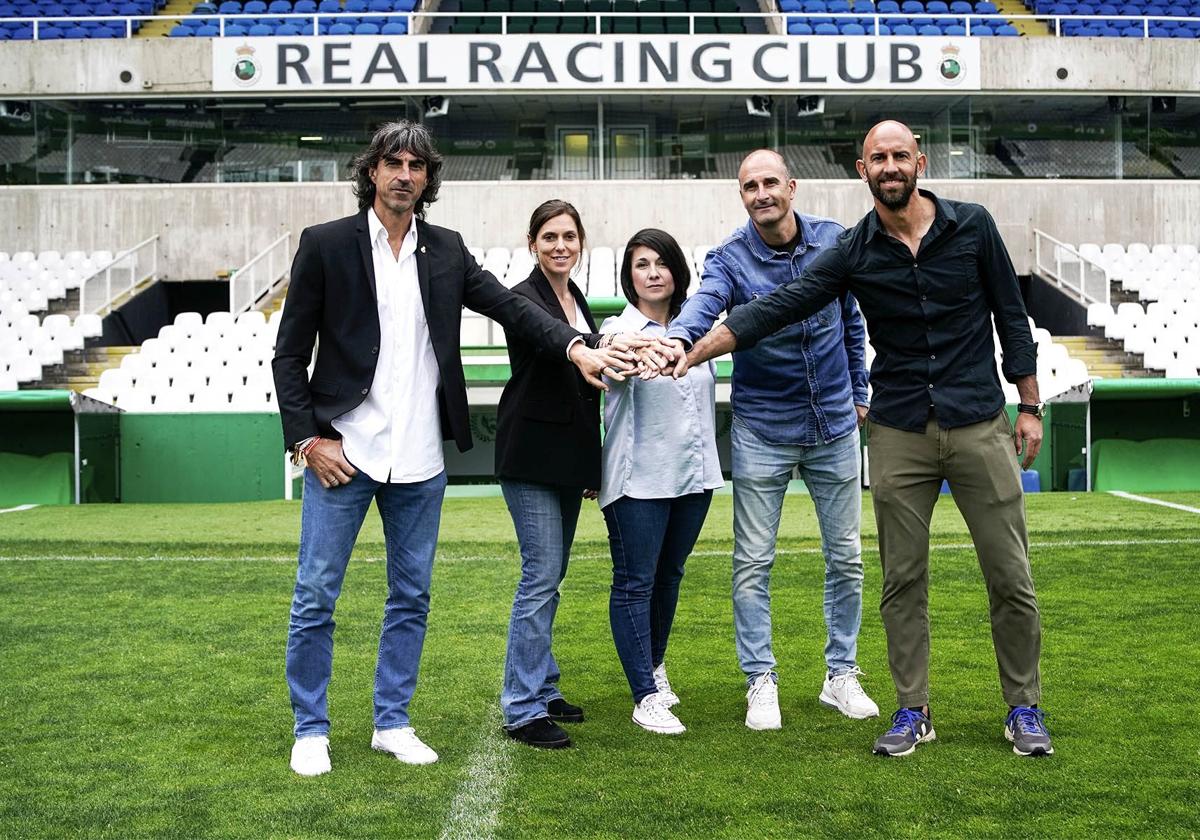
77, 234, 159, 316
1033, 228, 1110, 307
230, 232, 290, 314
5, 10, 1200, 37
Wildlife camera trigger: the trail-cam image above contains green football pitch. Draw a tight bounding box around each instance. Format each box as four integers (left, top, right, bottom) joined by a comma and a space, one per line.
2, 490, 1198, 839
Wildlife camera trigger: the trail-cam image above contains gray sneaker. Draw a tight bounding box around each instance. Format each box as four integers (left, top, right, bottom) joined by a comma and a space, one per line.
872, 708, 936, 757
1005, 706, 1054, 756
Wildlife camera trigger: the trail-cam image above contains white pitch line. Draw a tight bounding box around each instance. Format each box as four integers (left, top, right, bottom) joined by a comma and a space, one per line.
1109, 491, 1200, 515
0, 504, 38, 514
3, 536, 1200, 564
438, 705, 512, 840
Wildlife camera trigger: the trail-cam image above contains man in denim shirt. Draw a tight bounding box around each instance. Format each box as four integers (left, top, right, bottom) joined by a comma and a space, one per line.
660, 149, 878, 730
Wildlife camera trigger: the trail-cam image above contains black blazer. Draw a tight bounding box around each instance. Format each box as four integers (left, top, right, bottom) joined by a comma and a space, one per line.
494, 266, 602, 489
272, 210, 581, 453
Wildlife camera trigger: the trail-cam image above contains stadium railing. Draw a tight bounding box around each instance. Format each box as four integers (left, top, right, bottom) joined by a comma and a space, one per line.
1034, 229, 1112, 308
230, 232, 290, 314
4, 8, 1200, 36
77, 234, 159, 317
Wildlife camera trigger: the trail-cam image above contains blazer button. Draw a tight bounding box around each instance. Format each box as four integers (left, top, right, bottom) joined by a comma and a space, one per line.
371, 346, 379, 354
360, 388, 368, 395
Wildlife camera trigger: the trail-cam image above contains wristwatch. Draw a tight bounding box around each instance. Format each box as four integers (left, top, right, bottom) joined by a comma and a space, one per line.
1017, 402, 1045, 419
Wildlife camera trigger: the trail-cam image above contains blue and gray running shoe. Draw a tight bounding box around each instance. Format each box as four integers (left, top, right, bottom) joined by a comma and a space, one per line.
1005, 706, 1054, 756
872, 708, 936, 757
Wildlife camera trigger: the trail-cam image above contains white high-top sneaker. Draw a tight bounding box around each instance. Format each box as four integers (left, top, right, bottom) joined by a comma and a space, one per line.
290, 735, 331, 776
819, 667, 880, 719
633, 692, 686, 735
745, 672, 782, 730
653, 662, 680, 708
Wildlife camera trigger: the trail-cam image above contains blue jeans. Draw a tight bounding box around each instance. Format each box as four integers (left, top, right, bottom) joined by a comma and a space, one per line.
731, 415, 864, 682
500, 479, 583, 729
603, 491, 713, 703
285, 467, 447, 738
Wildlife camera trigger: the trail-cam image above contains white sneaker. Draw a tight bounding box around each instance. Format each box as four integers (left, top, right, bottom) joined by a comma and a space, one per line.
745, 672, 782, 730
653, 662, 680, 708
633, 692, 686, 735
819, 667, 880, 719
371, 727, 439, 765
290, 735, 331, 776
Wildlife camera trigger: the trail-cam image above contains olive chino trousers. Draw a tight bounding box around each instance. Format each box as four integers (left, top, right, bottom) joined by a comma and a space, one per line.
867, 410, 1042, 709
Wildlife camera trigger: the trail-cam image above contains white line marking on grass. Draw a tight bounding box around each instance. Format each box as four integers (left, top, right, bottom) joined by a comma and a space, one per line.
1109, 491, 1200, 515
4, 537, 1200, 564
438, 705, 512, 840
0, 504, 38, 514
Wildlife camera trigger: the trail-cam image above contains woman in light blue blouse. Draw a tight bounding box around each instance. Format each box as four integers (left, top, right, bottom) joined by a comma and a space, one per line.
600, 228, 724, 736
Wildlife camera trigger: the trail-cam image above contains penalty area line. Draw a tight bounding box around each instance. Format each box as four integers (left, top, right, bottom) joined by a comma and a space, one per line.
1108, 491, 1200, 515
0, 504, 38, 514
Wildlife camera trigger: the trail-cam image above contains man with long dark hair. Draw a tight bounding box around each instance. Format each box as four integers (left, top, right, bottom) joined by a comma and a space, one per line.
273, 120, 633, 776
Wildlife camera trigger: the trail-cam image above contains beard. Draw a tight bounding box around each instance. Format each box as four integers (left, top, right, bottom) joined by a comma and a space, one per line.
868, 170, 918, 210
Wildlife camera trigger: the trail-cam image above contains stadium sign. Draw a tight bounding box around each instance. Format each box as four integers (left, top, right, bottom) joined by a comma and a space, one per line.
212, 36, 979, 92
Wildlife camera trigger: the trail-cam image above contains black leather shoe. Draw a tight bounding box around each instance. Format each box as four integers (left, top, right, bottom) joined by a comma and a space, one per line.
505, 717, 571, 749
547, 698, 585, 723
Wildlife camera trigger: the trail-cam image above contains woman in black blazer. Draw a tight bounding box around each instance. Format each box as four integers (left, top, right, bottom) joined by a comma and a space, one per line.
495, 199, 607, 750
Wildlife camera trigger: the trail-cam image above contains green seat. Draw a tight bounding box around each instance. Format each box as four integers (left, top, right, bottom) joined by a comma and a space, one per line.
640, 15, 664, 29
462, 0, 484, 11
685, 0, 711, 10
486, 0, 511, 9
665, 14, 688, 30
532, 15, 560, 29
613, 0, 635, 10
476, 15, 503, 30
613, 14, 637, 29
712, 0, 735, 10
563, 0, 585, 10
585, 0, 610, 10
715, 14, 742, 30
640, 0, 661, 9
534, 0, 557, 10
508, 14, 535, 29
451, 14, 477, 30
692, 15, 718, 29
560, 16, 589, 30
511, 0, 534, 11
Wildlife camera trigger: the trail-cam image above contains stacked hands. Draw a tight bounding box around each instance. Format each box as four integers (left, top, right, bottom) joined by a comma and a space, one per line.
569, 333, 693, 387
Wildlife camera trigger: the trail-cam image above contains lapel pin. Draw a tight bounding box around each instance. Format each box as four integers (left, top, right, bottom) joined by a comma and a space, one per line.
420, 245, 427, 253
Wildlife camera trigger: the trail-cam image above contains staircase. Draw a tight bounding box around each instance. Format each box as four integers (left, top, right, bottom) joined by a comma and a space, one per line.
993, 0, 1044, 34
136, 0, 197, 38
1056, 335, 1160, 379
31, 345, 139, 393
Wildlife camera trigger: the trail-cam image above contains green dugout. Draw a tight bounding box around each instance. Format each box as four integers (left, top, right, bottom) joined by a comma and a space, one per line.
0, 390, 120, 506
1086, 378, 1200, 492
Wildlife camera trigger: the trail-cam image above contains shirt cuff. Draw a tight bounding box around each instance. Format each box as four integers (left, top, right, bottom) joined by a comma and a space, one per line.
565, 335, 585, 359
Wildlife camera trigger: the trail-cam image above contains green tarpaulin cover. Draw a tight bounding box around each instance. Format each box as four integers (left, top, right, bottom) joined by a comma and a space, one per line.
1091, 378, 1200, 400
1092, 438, 1200, 492
0, 451, 73, 506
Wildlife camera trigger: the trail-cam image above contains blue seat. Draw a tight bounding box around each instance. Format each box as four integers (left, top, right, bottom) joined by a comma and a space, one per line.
317, 0, 339, 9
875, 20, 890, 30
248, 20, 271, 31
217, 0, 240, 10
893, 20, 916, 29
1118, 23, 1141, 33
392, 0, 415, 8
910, 13, 932, 23
917, 21, 938, 30
972, 21, 993, 31
852, 0, 874, 10
343, 0, 365, 10
10, 25, 33, 37
242, 0, 265, 11
1170, 23, 1195, 32
802, 0, 827, 9
812, 20, 837, 31
900, 0, 922, 11
63, 23, 88, 35
996, 21, 1017, 31
841, 19, 866, 29
353, 19, 377, 30
367, 0, 388, 9
275, 20, 299, 30
224, 20, 246, 31
380, 17, 404, 29
267, 0, 289, 11
974, 0, 996, 10
779, 0, 802, 8
828, 0, 850, 10
944, 20, 965, 30
949, 0, 970, 9
1148, 23, 1170, 33
787, 19, 813, 30
926, 0, 947, 9
195, 21, 218, 32
328, 19, 351, 30
877, 0, 899, 10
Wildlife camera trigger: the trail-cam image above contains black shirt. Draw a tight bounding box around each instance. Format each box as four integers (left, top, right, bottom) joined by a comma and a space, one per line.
723, 190, 1036, 433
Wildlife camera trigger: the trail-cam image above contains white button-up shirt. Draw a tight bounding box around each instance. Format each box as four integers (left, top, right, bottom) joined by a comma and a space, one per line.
332, 208, 444, 484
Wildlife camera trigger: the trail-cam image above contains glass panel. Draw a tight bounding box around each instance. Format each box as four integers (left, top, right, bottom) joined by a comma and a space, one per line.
0, 101, 36, 186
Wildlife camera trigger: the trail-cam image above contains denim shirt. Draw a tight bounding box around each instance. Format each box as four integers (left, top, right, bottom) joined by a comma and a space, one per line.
667, 212, 870, 447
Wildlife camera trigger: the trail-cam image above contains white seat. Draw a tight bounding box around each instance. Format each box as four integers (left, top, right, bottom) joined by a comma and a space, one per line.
57, 325, 84, 352
11, 251, 35, 266
11, 356, 42, 384
174, 311, 204, 336
209, 368, 246, 395
137, 369, 172, 394
99, 367, 133, 391
1086, 303, 1112, 328
75, 313, 103, 338
192, 386, 233, 412
119, 353, 152, 381
114, 389, 152, 412
1059, 358, 1090, 386
171, 368, 209, 396
151, 389, 192, 412
90, 250, 115, 267
1142, 345, 1174, 371
236, 310, 267, 330
138, 338, 171, 366
206, 310, 236, 331
0, 371, 18, 391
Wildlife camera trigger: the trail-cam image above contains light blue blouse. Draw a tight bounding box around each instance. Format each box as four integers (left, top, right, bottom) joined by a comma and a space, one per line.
599, 303, 725, 510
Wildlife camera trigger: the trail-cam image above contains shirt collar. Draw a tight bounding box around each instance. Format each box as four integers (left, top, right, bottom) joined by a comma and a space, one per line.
866, 187, 956, 240
367, 206, 418, 250
611, 302, 665, 332
743, 210, 816, 263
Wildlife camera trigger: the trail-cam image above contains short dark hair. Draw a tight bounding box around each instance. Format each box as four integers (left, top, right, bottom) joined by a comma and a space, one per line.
526, 199, 586, 251
619, 228, 691, 320
351, 120, 444, 218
